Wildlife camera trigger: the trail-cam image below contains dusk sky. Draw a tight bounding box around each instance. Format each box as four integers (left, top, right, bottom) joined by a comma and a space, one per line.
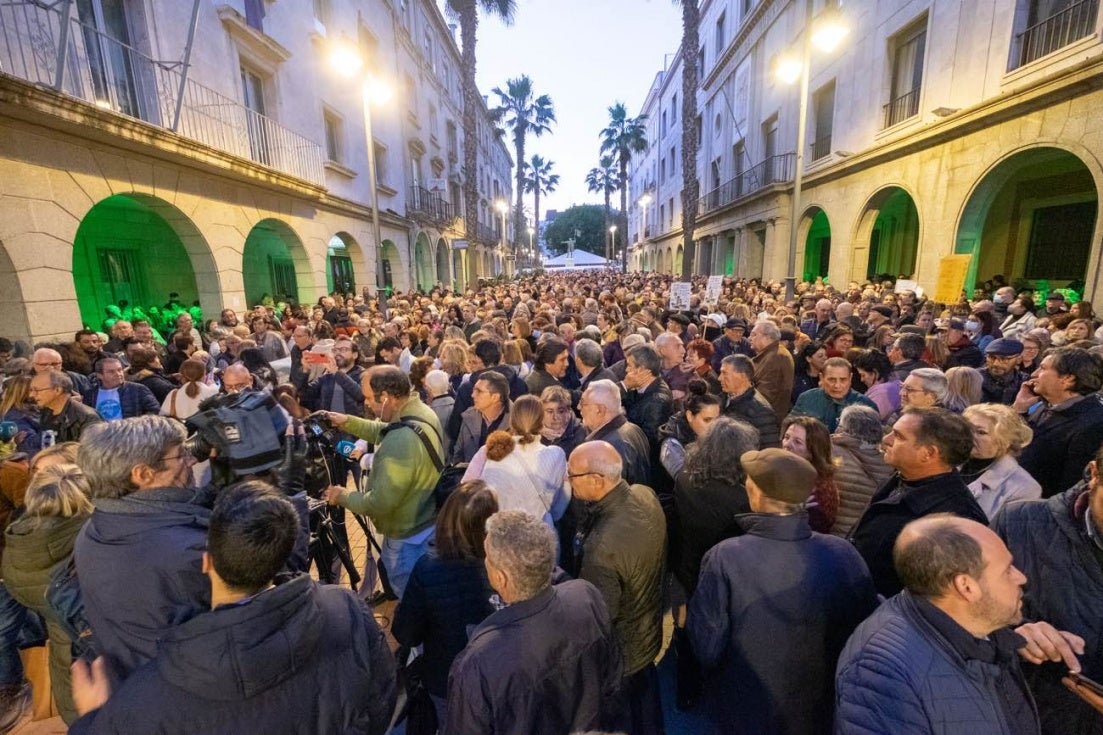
456, 0, 685, 222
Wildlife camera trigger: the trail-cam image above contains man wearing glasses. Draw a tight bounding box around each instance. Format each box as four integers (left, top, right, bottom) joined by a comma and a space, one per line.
979, 338, 1025, 405
29, 370, 102, 443
31, 347, 90, 394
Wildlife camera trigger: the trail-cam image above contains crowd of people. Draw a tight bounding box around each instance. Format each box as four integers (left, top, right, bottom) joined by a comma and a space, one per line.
1, 269, 1102, 734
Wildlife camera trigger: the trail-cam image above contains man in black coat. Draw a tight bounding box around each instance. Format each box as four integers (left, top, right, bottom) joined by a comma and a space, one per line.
446, 511, 622, 735
848, 408, 988, 597
579, 379, 652, 488
31, 370, 103, 443
447, 339, 528, 443
620, 343, 673, 456
1014, 347, 1103, 497
710, 318, 754, 373
978, 338, 1025, 405
688, 448, 878, 733
718, 354, 780, 448
69, 483, 395, 734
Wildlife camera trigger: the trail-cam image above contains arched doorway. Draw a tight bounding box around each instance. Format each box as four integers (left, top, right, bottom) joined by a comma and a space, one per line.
72, 193, 216, 330
414, 232, 434, 292
243, 219, 311, 306
802, 208, 832, 282
327, 234, 356, 295
858, 187, 919, 280
380, 240, 400, 291
675, 245, 684, 276
956, 147, 1099, 297
436, 238, 451, 288
0, 239, 30, 344
664, 248, 673, 273
452, 248, 466, 292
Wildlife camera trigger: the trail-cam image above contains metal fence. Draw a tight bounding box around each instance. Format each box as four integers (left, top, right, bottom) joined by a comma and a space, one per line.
1012, 0, 1099, 69
882, 87, 921, 129
407, 185, 455, 224
810, 135, 833, 162
697, 153, 795, 216
0, 0, 324, 185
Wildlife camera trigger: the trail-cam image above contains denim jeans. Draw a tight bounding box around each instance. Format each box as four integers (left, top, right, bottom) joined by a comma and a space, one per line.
0, 583, 45, 688
379, 527, 434, 600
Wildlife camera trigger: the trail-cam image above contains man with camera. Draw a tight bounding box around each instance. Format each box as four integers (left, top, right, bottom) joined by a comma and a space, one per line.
73, 414, 310, 681
322, 366, 442, 599
69, 482, 396, 734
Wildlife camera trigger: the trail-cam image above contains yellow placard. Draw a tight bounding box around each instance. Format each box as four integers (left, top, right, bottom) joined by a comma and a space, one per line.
932, 255, 973, 304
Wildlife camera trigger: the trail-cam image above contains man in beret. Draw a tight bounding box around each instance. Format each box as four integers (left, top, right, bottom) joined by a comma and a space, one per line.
665, 312, 691, 345
866, 305, 894, 332
710, 317, 754, 372
1043, 292, 1068, 317
979, 338, 1025, 405
687, 448, 878, 733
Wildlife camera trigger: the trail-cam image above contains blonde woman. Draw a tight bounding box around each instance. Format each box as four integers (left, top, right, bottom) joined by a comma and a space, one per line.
961, 404, 1040, 520
438, 340, 470, 395
2, 463, 92, 723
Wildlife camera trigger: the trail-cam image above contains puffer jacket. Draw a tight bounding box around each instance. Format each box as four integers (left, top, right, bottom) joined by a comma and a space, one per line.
3, 512, 88, 722
830, 434, 894, 537
836, 590, 1039, 735
721, 388, 781, 449
577, 480, 666, 676
993, 485, 1103, 734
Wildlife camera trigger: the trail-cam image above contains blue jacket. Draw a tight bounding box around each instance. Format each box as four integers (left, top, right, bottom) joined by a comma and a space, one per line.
446, 580, 623, 735
688, 512, 878, 734
68, 575, 396, 735
994, 485, 1103, 734
81, 382, 160, 420
836, 591, 1039, 735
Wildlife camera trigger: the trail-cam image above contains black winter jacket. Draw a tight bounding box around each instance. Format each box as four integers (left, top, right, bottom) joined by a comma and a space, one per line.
446, 580, 623, 735
720, 388, 781, 449
993, 485, 1103, 734
587, 415, 652, 488
672, 474, 750, 595
623, 377, 673, 455
1019, 394, 1103, 498
68, 575, 396, 735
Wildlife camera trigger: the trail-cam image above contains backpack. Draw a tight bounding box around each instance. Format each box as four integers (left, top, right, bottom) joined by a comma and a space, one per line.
394, 417, 466, 509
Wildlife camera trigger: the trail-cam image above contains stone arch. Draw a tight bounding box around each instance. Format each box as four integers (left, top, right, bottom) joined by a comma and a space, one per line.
955, 146, 1101, 298
326, 232, 362, 295
675, 244, 684, 276
379, 240, 401, 291
852, 186, 921, 283
436, 238, 451, 288
453, 248, 466, 292
414, 231, 434, 292
72, 193, 219, 331
242, 219, 313, 307
0, 239, 31, 345
798, 206, 832, 283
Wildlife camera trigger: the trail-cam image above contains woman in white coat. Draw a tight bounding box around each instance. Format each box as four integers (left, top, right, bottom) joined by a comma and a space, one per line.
462, 394, 570, 530
960, 403, 1041, 520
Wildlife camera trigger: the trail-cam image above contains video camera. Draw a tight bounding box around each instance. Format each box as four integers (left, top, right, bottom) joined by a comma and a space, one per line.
184, 391, 288, 477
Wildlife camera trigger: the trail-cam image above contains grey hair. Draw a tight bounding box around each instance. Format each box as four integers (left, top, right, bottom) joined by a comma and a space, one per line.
837, 405, 884, 445
484, 510, 555, 602
78, 416, 187, 499
45, 370, 72, 392
753, 320, 780, 341
574, 338, 604, 369
622, 334, 647, 350
626, 343, 662, 377
909, 368, 949, 404
584, 379, 622, 413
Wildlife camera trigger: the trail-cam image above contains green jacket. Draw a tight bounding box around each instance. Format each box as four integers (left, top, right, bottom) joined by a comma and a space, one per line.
340, 397, 442, 539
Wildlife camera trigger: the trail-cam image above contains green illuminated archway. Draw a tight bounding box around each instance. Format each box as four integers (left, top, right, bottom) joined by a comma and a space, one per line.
803, 209, 832, 282
864, 188, 919, 280
243, 219, 310, 306
326, 233, 356, 295
72, 194, 213, 330
436, 238, 451, 288
380, 240, 400, 290
414, 232, 434, 291
955, 147, 1098, 295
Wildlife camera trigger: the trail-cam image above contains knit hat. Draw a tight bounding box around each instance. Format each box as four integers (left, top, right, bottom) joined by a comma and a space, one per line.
740, 448, 817, 505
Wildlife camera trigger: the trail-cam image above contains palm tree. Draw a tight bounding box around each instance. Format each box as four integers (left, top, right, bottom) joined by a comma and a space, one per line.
676, 0, 700, 280
491, 76, 556, 251
523, 155, 559, 254
585, 155, 618, 260
445, 0, 516, 267
600, 103, 649, 272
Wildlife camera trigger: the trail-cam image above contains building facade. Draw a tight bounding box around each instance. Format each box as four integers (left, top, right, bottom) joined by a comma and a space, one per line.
628, 0, 1103, 305
0, 0, 513, 344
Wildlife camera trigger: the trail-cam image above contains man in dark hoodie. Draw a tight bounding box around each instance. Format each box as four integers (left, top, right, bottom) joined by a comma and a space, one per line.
69, 482, 396, 734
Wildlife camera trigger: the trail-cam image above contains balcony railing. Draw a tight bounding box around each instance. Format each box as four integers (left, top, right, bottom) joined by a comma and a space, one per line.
1012, 0, 1099, 69
471, 220, 500, 246
0, 1, 324, 185
810, 135, 833, 162
697, 153, 795, 216
882, 87, 921, 129
407, 185, 455, 225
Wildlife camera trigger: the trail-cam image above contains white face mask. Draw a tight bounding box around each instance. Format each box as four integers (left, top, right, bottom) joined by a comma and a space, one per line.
966, 320, 981, 332
994, 294, 1006, 304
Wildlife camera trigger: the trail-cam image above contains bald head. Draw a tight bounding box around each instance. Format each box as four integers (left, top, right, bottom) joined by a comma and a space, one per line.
32, 348, 64, 374
567, 441, 623, 502
222, 363, 253, 393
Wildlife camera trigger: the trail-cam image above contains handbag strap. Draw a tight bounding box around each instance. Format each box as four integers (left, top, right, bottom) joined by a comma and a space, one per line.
169, 389, 179, 419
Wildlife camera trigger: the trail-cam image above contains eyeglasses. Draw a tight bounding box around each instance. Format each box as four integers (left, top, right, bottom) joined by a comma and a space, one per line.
159, 452, 188, 464
567, 471, 601, 481
33, 362, 62, 368
28, 386, 58, 393
899, 386, 930, 396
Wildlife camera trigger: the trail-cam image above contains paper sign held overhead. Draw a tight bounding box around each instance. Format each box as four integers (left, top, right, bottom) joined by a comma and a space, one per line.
669, 282, 692, 311
933, 255, 973, 304
705, 276, 724, 307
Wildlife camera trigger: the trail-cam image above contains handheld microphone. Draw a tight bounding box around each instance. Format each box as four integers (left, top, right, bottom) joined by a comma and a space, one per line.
335, 440, 357, 458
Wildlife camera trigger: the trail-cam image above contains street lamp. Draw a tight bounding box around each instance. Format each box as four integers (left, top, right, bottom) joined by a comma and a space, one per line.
608, 225, 617, 266
527, 226, 535, 271
778, 0, 847, 302
330, 37, 393, 294
495, 199, 509, 276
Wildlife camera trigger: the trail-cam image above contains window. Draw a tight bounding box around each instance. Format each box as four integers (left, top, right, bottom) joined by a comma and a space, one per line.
405, 73, 418, 116
312, 0, 328, 25
1011, 0, 1100, 68
671, 92, 677, 123
244, 0, 264, 31
884, 18, 927, 128
762, 117, 778, 182
323, 109, 342, 162
1024, 202, 1095, 279
240, 65, 271, 165
742, 0, 754, 18
811, 82, 835, 161
373, 142, 389, 185
659, 204, 666, 232
97, 249, 143, 306
715, 12, 726, 61
670, 145, 677, 175
661, 110, 668, 138
359, 24, 379, 75
668, 197, 675, 228
446, 120, 458, 161
733, 141, 746, 196
429, 104, 438, 139
660, 157, 667, 183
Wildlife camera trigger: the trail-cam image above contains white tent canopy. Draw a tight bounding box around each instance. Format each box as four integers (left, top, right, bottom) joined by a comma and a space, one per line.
542, 249, 611, 270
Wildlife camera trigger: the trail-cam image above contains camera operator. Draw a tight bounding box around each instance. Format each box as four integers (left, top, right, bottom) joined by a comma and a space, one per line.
69, 482, 396, 735
322, 366, 443, 599
73, 415, 310, 681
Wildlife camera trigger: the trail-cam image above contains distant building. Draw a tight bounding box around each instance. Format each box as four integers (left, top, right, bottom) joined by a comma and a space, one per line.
627, 0, 1103, 304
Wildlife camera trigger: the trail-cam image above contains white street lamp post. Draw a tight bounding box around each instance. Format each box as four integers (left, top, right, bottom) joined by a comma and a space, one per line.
495, 199, 509, 277
609, 225, 617, 269
638, 192, 652, 270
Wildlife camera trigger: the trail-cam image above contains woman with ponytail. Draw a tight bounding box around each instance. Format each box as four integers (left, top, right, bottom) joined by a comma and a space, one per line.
461, 394, 570, 530
159, 358, 217, 420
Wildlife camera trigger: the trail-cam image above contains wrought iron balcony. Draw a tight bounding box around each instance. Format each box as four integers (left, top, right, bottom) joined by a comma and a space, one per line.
1012, 0, 1099, 69
697, 153, 795, 216
407, 185, 455, 225
882, 87, 921, 129
0, 1, 324, 185
810, 135, 833, 162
